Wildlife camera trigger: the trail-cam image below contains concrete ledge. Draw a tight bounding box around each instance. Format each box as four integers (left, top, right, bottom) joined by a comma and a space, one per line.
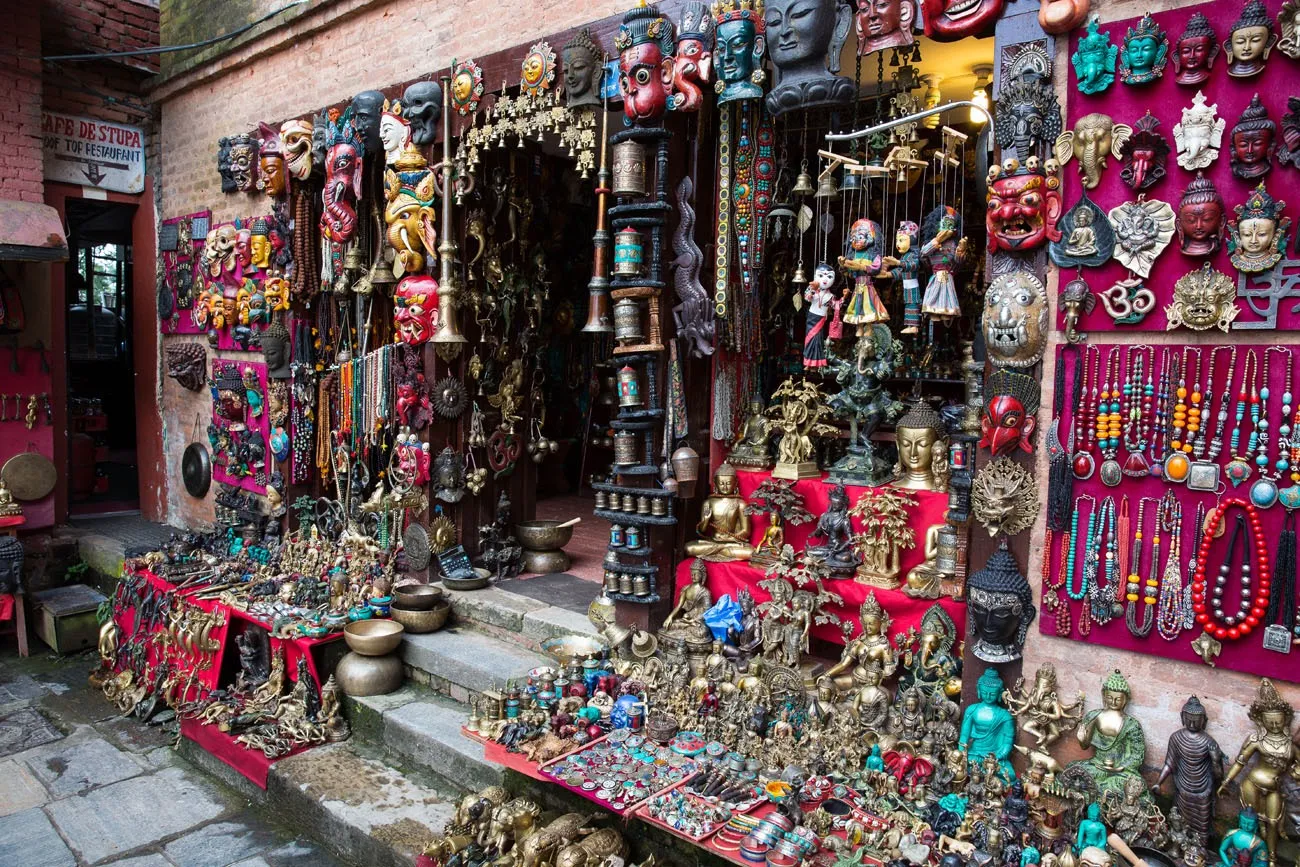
401, 627, 549, 697
520, 606, 604, 644
75, 534, 128, 580
438, 584, 547, 633
269, 743, 455, 867
383, 697, 503, 792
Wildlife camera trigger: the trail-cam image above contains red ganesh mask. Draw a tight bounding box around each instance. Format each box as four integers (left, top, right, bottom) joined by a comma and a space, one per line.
321, 107, 364, 244
393, 275, 439, 346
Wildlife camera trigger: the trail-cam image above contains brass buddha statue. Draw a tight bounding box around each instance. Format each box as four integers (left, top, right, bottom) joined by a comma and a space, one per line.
685, 463, 754, 561
660, 558, 715, 645
728, 399, 774, 469
903, 522, 948, 599
892, 402, 950, 492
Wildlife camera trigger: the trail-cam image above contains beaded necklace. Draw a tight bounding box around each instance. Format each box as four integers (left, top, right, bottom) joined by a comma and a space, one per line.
1122, 346, 1153, 478
1073, 345, 1097, 480
1165, 349, 1194, 483
1191, 498, 1271, 662
1098, 350, 1123, 487
1067, 494, 1097, 602
1043, 530, 1074, 637
1251, 347, 1292, 508
714, 104, 733, 324
1225, 349, 1259, 487
1090, 496, 1120, 625
1206, 345, 1237, 464
1125, 497, 1160, 637
1264, 510, 1297, 652
1156, 493, 1187, 641
1283, 350, 1300, 509
1150, 348, 1171, 473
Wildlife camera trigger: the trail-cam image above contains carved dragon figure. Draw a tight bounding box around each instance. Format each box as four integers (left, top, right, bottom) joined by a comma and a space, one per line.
671, 176, 715, 358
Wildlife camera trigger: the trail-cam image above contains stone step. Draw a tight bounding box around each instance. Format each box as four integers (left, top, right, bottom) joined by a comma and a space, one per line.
401, 624, 551, 703
348, 685, 503, 794
178, 736, 455, 867
435, 581, 603, 654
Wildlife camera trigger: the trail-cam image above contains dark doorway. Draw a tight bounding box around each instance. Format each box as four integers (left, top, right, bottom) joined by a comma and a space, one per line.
65, 199, 138, 517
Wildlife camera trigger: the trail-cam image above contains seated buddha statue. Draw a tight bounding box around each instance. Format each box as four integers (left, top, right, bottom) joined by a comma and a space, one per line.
660, 558, 714, 644
684, 463, 753, 561
728, 400, 774, 469
904, 523, 946, 599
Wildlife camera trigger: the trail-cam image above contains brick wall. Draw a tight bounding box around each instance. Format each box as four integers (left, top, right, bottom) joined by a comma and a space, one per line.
154, 0, 630, 528
0, 0, 44, 204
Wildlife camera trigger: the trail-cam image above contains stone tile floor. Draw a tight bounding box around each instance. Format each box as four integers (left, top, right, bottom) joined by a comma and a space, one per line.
0, 649, 348, 867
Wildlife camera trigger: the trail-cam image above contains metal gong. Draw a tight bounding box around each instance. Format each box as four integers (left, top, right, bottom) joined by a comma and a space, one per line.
181, 443, 212, 498
403, 523, 431, 571
1, 452, 56, 501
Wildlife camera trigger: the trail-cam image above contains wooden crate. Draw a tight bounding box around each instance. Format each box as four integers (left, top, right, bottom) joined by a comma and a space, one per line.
31, 584, 106, 654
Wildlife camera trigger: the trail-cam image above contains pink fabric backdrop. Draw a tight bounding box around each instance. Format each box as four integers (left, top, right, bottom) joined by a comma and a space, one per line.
677, 468, 964, 648
1059, 2, 1300, 334
162, 214, 274, 352
1041, 344, 1300, 682
211, 358, 271, 494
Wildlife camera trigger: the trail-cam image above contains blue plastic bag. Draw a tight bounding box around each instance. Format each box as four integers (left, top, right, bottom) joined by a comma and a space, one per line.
703, 594, 742, 643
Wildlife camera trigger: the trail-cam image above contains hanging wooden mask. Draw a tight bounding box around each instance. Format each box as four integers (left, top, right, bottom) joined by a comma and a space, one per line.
1118, 111, 1170, 191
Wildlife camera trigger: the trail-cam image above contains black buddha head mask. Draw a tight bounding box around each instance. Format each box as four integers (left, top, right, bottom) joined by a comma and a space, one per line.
967, 545, 1034, 663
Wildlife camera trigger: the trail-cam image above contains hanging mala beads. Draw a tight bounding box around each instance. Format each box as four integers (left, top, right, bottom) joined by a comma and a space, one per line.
1125, 496, 1160, 637
1073, 345, 1098, 480
1048, 347, 1079, 532
1263, 510, 1297, 653
1098, 349, 1123, 487
1043, 529, 1073, 637
1156, 493, 1187, 640
1149, 347, 1171, 475
1121, 346, 1152, 478
1251, 347, 1292, 508
1090, 496, 1121, 626
1165, 348, 1193, 482
1225, 349, 1259, 487
1190, 498, 1272, 665
1068, 494, 1098, 603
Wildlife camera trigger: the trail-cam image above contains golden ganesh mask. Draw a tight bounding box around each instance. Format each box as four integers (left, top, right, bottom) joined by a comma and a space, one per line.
982, 271, 1048, 369
985, 159, 1062, 254
384, 144, 438, 278
394, 275, 439, 346
1055, 113, 1130, 190
264, 274, 290, 313
1166, 262, 1238, 333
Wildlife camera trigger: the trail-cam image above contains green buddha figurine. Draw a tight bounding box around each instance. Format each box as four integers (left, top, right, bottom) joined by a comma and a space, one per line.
1072, 15, 1118, 94
959, 668, 1016, 779
865, 743, 885, 773
1076, 802, 1108, 853
1070, 669, 1152, 806
1220, 809, 1268, 867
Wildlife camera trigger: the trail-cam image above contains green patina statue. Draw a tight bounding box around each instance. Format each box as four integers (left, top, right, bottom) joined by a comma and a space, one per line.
1072, 15, 1118, 94
1220, 809, 1268, 867
1076, 802, 1108, 853
1070, 669, 1152, 807
959, 668, 1016, 779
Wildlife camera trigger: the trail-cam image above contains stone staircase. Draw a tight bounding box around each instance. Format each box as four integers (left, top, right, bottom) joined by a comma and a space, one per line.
183, 578, 606, 866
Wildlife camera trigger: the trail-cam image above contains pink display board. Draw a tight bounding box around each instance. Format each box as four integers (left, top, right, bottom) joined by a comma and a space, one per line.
1060, 3, 1300, 334
210, 358, 270, 494
0, 349, 54, 529
159, 210, 209, 337
1040, 343, 1300, 682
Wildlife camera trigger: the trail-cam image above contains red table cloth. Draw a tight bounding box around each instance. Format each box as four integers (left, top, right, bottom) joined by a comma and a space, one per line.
677, 469, 964, 647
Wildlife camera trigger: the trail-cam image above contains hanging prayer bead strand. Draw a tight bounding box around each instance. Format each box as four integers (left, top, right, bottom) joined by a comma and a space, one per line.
1192, 498, 1271, 645
1226, 350, 1258, 487
1157, 493, 1186, 641
1126, 497, 1160, 637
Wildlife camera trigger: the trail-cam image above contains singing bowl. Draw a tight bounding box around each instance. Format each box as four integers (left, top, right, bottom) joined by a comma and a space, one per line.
389, 599, 450, 634
541, 634, 609, 667
522, 549, 570, 574
1130, 848, 1178, 867
343, 619, 405, 656
334, 651, 404, 696
394, 584, 445, 611
515, 520, 576, 552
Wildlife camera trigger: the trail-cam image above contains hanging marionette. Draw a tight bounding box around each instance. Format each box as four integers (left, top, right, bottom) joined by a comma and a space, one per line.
920, 128, 971, 322
803, 263, 838, 371
886, 221, 922, 335
838, 217, 889, 335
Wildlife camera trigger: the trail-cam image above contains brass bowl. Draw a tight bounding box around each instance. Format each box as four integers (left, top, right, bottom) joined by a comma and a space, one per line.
515, 520, 576, 552
541, 634, 609, 668
344, 619, 406, 656
394, 584, 445, 611
389, 599, 450, 634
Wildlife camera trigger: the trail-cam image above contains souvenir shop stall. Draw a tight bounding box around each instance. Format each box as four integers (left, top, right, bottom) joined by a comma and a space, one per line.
96, 0, 1300, 861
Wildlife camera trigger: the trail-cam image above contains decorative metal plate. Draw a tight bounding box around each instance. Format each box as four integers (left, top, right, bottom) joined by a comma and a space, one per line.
1, 453, 56, 501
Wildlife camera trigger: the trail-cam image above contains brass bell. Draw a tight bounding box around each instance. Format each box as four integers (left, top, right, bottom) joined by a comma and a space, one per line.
840, 169, 862, 193
369, 255, 397, 289
342, 244, 367, 274
814, 173, 839, 200
791, 262, 808, 285
791, 165, 815, 197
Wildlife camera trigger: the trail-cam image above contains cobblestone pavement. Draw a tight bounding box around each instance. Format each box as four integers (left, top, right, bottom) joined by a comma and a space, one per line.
0, 649, 347, 867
